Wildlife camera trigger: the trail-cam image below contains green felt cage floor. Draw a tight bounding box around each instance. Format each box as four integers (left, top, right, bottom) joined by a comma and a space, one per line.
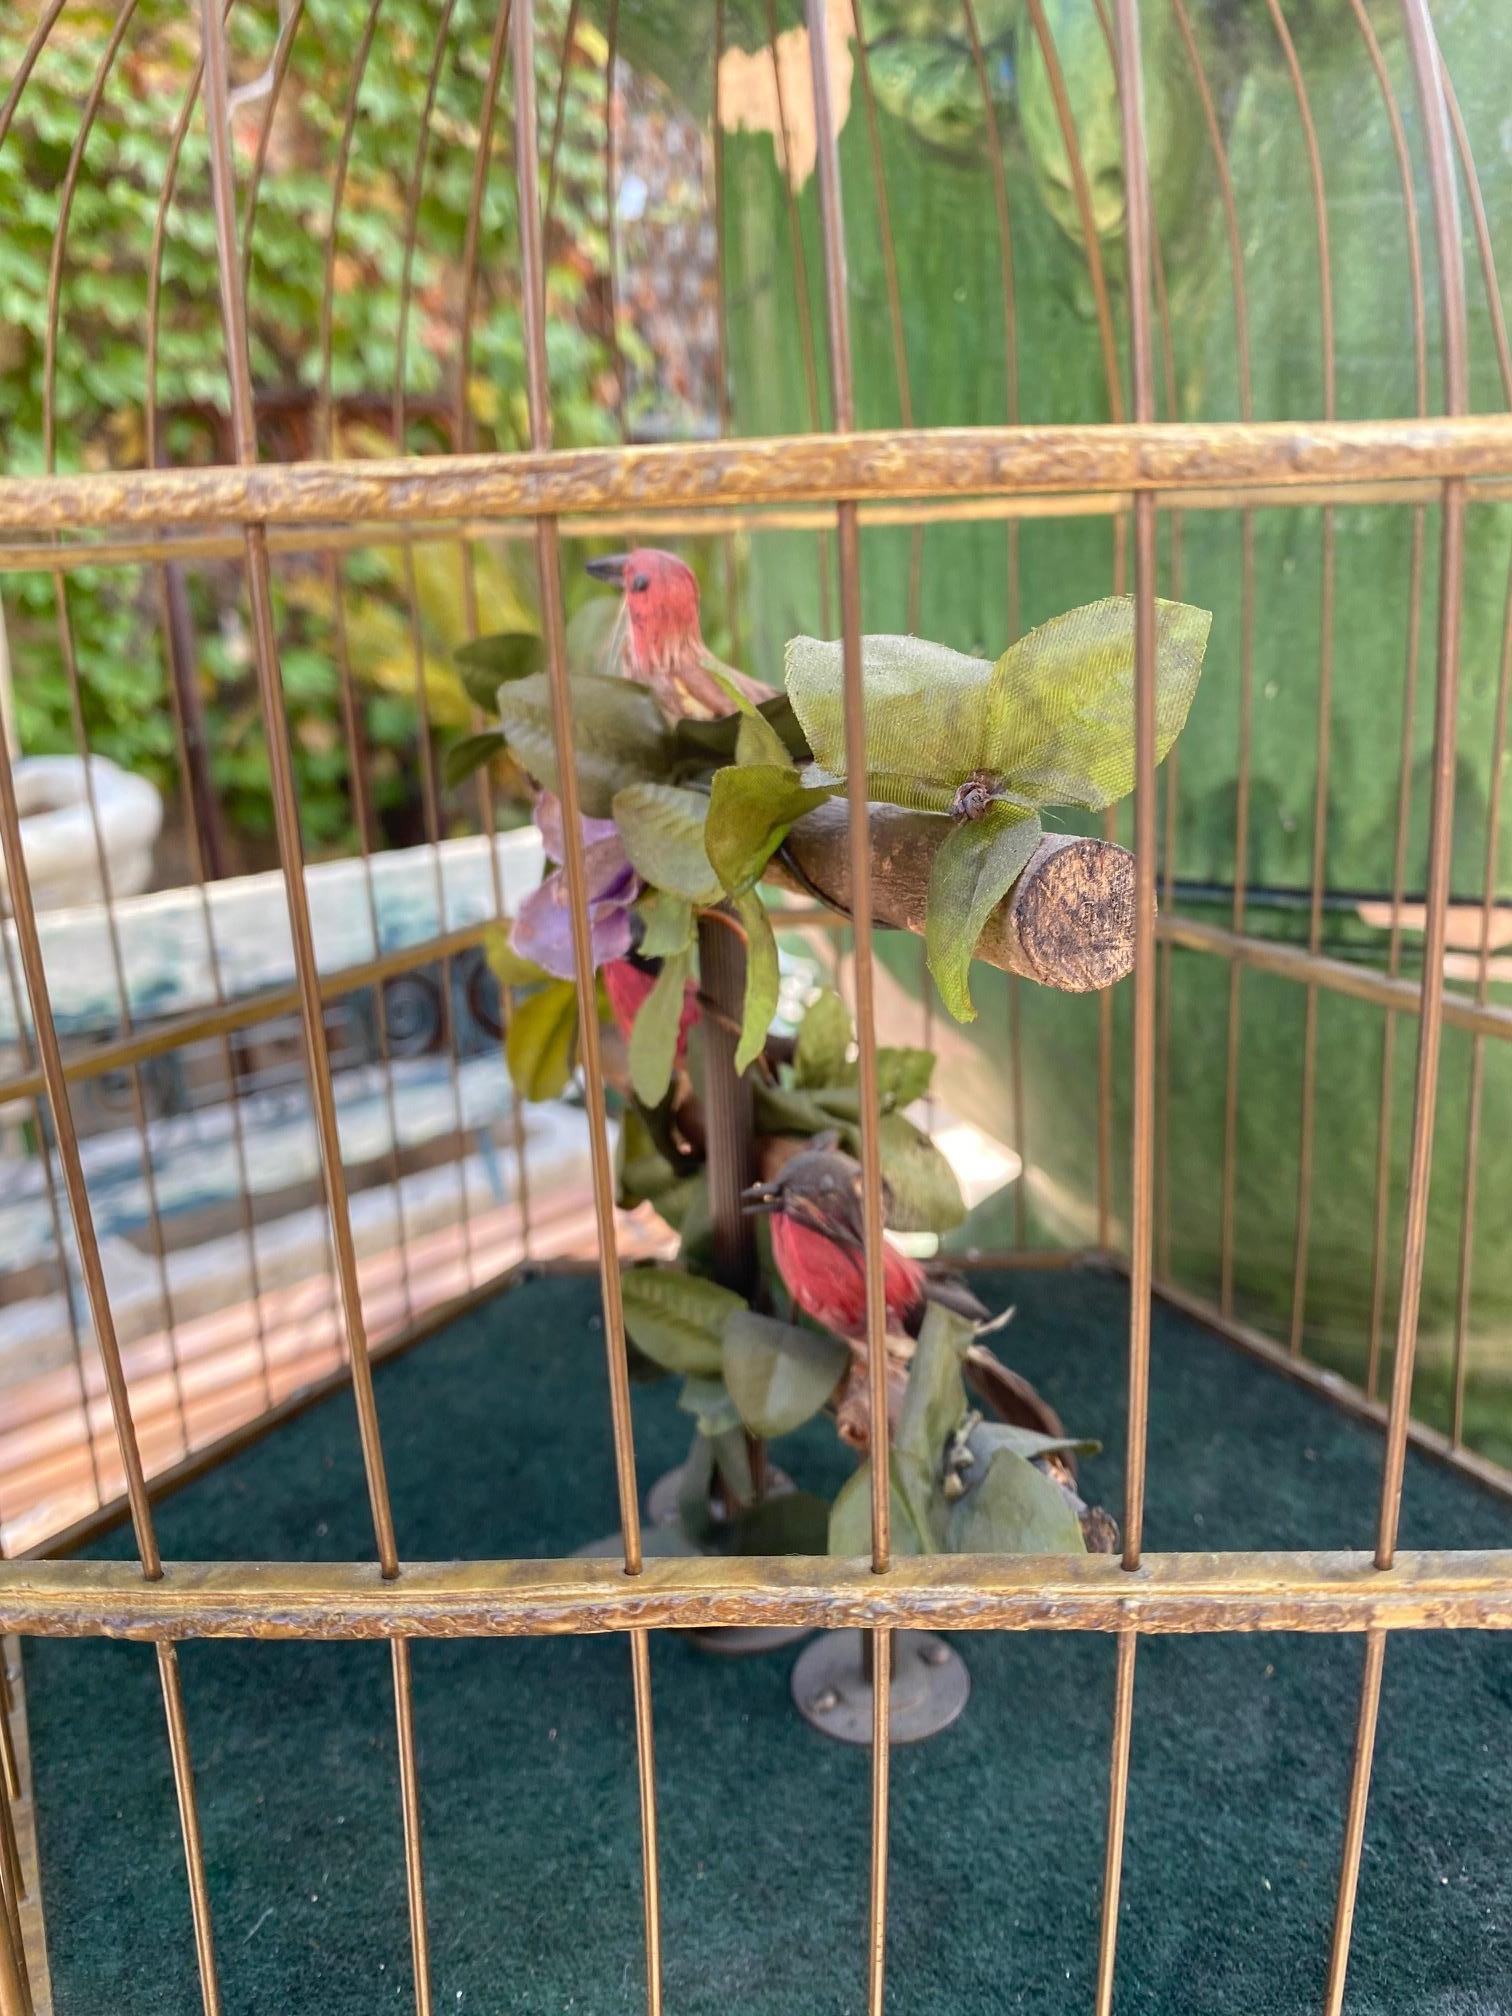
24, 1266, 1512, 2015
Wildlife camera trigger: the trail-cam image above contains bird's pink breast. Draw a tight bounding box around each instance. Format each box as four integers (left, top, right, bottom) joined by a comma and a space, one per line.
771, 1214, 923, 1340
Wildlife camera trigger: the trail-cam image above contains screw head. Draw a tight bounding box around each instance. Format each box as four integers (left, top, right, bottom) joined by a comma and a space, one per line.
812, 1688, 842, 1713
921, 1640, 951, 1667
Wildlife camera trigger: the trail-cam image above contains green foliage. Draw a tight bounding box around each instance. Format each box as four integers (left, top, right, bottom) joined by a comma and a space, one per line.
618, 1266, 748, 1379
926, 804, 1044, 1021
627, 945, 692, 1105
503, 980, 579, 1102
829, 1306, 1091, 1560
732, 889, 779, 1072
0, 0, 622, 854
722, 1310, 848, 1439
611, 783, 721, 903
496, 672, 674, 818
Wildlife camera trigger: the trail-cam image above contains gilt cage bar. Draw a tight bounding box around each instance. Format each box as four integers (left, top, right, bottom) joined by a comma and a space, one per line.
0, 0, 1510, 2011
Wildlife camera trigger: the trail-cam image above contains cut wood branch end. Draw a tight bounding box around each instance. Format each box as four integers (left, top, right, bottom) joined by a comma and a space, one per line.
773, 801, 1135, 995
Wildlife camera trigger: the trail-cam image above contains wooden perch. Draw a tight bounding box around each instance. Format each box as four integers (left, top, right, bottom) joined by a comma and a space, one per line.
772, 802, 1135, 994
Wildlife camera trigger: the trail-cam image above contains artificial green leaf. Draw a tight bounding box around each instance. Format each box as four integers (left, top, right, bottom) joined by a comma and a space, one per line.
565, 594, 623, 676
967, 1423, 1102, 1466
733, 889, 780, 1072
484, 927, 550, 990
619, 1265, 748, 1378
874, 1113, 966, 1232
615, 1102, 698, 1220
442, 729, 507, 790
784, 599, 1212, 814
671, 693, 809, 768
628, 946, 693, 1106
793, 987, 853, 1088
677, 1374, 742, 1439
786, 632, 989, 811
736, 706, 794, 769
752, 1080, 837, 1141
503, 980, 578, 1101
874, 1047, 935, 1107
704, 762, 834, 895
735, 1490, 832, 1556
612, 782, 721, 902
722, 1309, 848, 1438
980, 597, 1212, 809
678, 1433, 719, 1546
828, 1457, 927, 1558
674, 1174, 716, 1275
636, 888, 695, 958
895, 1303, 973, 1478
711, 1426, 755, 1509
946, 1446, 1087, 1556
925, 804, 1043, 1022
496, 671, 673, 816
453, 629, 543, 709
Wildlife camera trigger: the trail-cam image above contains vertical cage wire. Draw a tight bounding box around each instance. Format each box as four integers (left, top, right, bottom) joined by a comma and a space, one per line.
508, 9, 663, 2010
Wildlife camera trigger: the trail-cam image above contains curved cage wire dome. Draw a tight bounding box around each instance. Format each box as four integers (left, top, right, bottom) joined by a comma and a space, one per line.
0, 0, 1510, 2012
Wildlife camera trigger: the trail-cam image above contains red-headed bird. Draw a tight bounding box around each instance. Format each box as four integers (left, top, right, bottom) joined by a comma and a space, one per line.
741, 1142, 988, 1343
585, 548, 775, 721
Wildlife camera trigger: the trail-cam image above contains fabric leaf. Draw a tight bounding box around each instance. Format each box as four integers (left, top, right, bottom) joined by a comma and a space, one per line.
453, 629, 543, 710
946, 1447, 1088, 1556
496, 671, 673, 817
895, 1303, 973, 1478
793, 987, 853, 1088
828, 1457, 928, 1558
442, 729, 507, 791
628, 946, 693, 1106
676, 1374, 742, 1439
704, 762, 835, 895
926, 804, 1043, 1023
733, 889, 780, 1073
982, 597, 1212, 809
619, 1265, 748, 1378
785, 632, 992, 809
503, 980, 578, 1101
734, 1490, 832, 1555
736, 706, 794, 768
874, 1113, 966, 1232
612, 782, 721, 903
636, 889, 695, 959
722, 1310, 848, 1438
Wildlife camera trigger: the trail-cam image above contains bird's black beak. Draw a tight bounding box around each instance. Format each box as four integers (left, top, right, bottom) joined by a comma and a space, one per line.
584, 553, 630, 585
740, 1178, 782, 1217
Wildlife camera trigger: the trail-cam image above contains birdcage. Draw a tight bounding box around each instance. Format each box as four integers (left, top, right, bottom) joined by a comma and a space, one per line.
0, 0, 1509, 2010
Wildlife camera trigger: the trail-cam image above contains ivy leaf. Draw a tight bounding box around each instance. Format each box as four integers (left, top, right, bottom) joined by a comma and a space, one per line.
503, 980, 578, 1101
619, 1265, 748, 1378
496, 671, 673, 817
722, 1310, 848, 1438
981, 597, 1212, 809
612, 782, 721, 903
946, 1447, 1088, 1556
704, 763, 835, 895
793, 987, 853, 1087
733, 889, 779, 1073
629, 946, 693, 1106
442, 729, 507, 790
736, 706, 794, 768
925, 804, 1043, 1023
636, 888, 695, 958
453, 630, 543, 710
874, 1113, 966, 1232
734, 1490, 832, 1556
828, 1457, 928, 1558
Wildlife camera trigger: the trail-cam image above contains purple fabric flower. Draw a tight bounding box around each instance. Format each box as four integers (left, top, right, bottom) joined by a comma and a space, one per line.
511, 791, 641, 981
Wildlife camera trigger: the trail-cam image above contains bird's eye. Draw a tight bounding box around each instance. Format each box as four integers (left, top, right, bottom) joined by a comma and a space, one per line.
630, 572, 650, 593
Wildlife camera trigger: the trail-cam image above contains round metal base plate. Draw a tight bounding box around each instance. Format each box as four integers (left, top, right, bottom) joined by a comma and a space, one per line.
790, 1630, 970, 1745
